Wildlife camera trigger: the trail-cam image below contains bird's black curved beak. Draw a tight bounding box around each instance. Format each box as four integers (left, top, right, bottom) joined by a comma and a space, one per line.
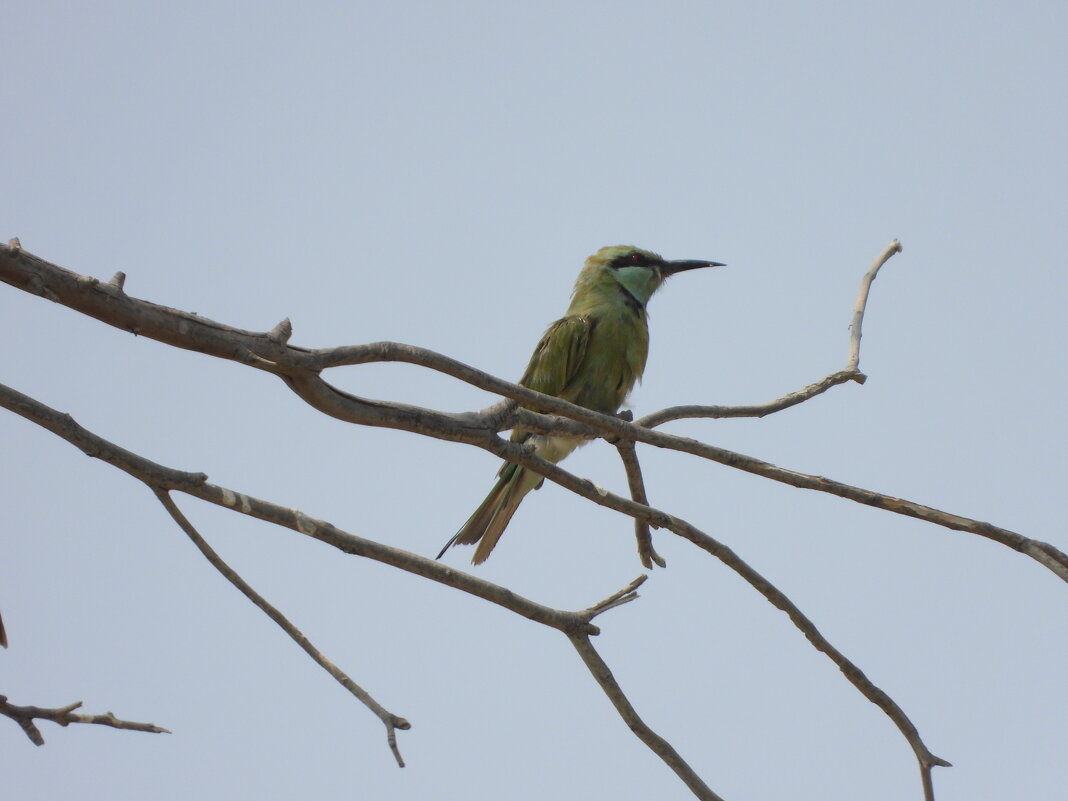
660, 259, 726, 277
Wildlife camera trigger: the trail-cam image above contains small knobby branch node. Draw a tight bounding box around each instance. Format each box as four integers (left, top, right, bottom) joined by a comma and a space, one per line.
267, 317, 293, 345
0, 694, 169, 745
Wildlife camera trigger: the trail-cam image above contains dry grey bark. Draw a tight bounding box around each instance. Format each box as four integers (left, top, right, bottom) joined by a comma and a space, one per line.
2, 237, 1065, 800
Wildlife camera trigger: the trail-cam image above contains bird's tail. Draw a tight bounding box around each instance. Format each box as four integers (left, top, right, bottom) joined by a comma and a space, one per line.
437, 461, 541, 564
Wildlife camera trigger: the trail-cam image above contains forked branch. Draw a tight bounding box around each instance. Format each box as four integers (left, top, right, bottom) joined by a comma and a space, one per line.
638, 238, 901, 428
1, 382, 712, 789
2, 239, 1061, 582
0, 694, 169, 745
2, 237, 1060, 801
0, 380, 949, 797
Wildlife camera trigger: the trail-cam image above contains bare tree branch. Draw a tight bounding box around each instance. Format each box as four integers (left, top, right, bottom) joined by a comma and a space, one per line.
0, 382, 596, 636
610, 242, 904, 572
634, 368, 864, 428
847, 239, 902, 372
3, 240, 1061, 584
0, 382, 723, 792
152, 488, 412, 768
638, 238, 902, 428
607, 410, 664, 569
615, 436, 664, 569
0, 380, 950, 796
0, 694, 169, 745
568, 633, 727, 801
580, 574, 648, 619
479, 432, 955, 784
4, 237, 1060, 799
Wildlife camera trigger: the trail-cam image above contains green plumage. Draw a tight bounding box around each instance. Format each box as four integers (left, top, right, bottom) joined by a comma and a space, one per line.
437, 245, 722, 564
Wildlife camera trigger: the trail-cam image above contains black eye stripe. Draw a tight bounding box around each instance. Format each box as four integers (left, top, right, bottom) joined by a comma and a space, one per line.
613, 252, 650, 269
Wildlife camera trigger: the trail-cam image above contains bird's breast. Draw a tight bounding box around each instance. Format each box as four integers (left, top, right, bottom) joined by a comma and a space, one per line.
561, 309, 649, 414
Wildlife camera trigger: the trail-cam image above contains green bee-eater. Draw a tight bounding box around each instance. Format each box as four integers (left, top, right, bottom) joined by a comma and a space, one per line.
438, 245, 723, 565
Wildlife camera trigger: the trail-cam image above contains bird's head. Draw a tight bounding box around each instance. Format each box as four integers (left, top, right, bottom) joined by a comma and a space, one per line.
573, 245, 724, 310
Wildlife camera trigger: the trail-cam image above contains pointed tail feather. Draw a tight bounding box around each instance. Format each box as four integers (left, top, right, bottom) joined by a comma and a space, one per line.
436, 467, 515, 559
438, 462, 539, 563
471, 482, 526, 565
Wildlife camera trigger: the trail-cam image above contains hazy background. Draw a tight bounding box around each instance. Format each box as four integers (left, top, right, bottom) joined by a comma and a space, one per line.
2, 2, 1065, 799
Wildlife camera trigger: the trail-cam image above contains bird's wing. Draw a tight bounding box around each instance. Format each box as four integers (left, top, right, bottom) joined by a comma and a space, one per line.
518, 315, 591, 399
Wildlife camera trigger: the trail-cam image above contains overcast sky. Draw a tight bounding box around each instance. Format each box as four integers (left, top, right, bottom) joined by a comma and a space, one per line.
2, 2, 1066, 800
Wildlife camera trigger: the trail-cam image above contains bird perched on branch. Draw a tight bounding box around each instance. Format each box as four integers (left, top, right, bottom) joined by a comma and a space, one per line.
437, 245, 723, 565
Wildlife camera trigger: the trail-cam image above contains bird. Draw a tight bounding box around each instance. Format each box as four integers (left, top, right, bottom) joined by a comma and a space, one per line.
437, 245, 723, 565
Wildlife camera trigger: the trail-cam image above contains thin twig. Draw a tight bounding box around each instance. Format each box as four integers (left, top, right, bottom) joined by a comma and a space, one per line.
0, 694, 169, 745
580, 575, 648, 620
641, 238, 902, 427
568, 634, 727, 801
635, 369, 862, 428
152, 488, 411, 768
848, 239, 902, 373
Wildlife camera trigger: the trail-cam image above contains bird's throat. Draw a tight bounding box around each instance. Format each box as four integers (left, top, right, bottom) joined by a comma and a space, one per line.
616, 282, 644, 314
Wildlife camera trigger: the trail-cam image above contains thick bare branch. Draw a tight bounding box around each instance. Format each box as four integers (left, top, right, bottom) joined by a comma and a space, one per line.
0, 694, 169, 745
0, 380, 949, 795
4, 237, 1060, 799
472, 436, 954, 782
4, 240, 1060, 583
0, 382, 719, 794
506, 407, 1068, 581
0, 381, 593, 638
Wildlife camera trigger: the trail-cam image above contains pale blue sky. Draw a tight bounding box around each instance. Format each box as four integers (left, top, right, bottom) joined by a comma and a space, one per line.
2, 2, 1066, 800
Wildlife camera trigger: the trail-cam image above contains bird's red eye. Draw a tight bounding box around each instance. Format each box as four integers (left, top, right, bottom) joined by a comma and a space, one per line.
631, 253, 643, 265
